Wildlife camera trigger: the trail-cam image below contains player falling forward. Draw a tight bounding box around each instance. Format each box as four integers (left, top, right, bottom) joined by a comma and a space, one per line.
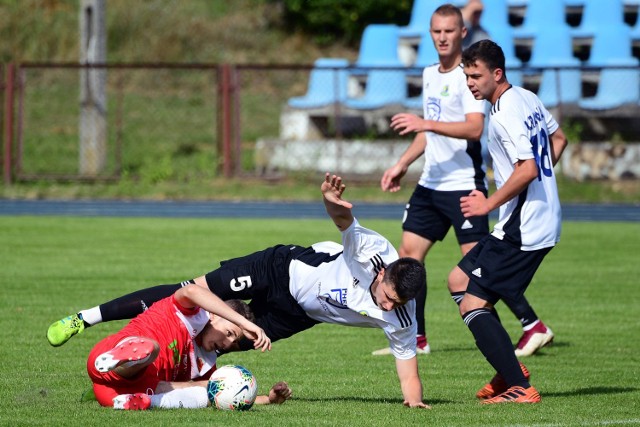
48, 172, 431, 408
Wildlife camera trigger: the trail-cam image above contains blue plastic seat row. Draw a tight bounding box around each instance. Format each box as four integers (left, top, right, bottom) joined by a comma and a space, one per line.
288, 62, 639, 112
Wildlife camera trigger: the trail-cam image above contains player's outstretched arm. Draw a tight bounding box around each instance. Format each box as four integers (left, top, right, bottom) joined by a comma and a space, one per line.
396, 357, 431, 409
322, 172, 354, 232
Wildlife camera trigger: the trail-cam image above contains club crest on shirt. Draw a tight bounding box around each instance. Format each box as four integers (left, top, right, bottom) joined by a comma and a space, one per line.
440, 85, 450, 97
352, 277, 360, 288
426, 97, 441, 121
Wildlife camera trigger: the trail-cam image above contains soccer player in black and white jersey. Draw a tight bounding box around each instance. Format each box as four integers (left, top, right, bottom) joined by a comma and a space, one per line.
452, 39, 568, 403
47, 173, 431, 409
377, 3, 554, 357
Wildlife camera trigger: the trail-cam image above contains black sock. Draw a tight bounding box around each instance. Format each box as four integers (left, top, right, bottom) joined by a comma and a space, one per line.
451, 291, 501, 322
415, 278, 427, 336
463, 308, 529, 388
450, 291, 465, 306
99, 283, 184, 322
504, 296, 538, 328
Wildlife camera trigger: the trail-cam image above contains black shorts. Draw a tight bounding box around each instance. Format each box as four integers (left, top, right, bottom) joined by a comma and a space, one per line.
205, 244, 320, 350
402, 185, 489, 244
458, 235, 552, 305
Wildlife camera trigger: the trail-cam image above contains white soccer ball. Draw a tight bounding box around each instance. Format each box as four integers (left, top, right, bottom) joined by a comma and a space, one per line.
207, 365, 258, 411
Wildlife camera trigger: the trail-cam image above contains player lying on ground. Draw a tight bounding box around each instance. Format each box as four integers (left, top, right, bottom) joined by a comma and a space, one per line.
86, 284, 291, 410
48, 172, 431, 408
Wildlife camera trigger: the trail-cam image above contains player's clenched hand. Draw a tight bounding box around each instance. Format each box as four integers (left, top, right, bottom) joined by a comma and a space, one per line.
460, 189, 490, 218
242, 325, 271, 352
403, 399, 432, 409
268, 381, 292, 404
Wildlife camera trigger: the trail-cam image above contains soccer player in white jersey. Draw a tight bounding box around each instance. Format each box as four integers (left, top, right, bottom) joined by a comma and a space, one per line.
377, 3, 554, 357
451, 39, 568, 404
47, 173, 431, 409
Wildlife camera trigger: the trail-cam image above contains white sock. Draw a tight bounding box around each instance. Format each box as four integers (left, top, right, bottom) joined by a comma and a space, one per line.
79, 306, 103, 326
522, 319, 540, 332
150, 387, 209, 409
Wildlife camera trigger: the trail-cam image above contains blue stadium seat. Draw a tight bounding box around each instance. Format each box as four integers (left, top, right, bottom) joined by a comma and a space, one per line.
529, 26, 580, 69
407, 33, 438, 76
288, 58, 349, 109
586, 26, 637, 67
563, 0, 585, 7
399, 0, 441, 39
527, 26, 581, 108
489, 26, 523, 85
579, 68, 640, 110
572, 0, 625, 39
490, 26, 522, 69
537, 69, 582, 107
344, 70, 408, 110
403, 94, 423, 111
481, 0, 510, 31
352, 24, 404, 76
629, 14, 640, 43
513, 0, 568, 40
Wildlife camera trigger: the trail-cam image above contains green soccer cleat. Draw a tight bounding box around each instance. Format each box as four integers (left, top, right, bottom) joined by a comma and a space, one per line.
47, 314, 85, 347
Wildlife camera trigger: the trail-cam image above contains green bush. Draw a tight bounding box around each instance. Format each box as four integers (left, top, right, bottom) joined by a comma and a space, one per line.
275, 0, 412, 45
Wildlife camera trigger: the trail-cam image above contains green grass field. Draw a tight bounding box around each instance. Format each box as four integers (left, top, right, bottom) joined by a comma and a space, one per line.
1, 215, 639, 426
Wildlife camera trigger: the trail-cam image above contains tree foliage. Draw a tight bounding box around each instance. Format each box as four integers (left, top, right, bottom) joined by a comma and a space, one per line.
273, 0, 412, 45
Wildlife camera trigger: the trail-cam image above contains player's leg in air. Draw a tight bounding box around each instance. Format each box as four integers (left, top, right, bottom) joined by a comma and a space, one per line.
48, 244, 319, 348
47, 282, 189, 346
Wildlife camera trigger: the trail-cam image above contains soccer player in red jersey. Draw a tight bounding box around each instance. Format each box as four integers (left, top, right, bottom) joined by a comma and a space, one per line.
87, 284, 291, 409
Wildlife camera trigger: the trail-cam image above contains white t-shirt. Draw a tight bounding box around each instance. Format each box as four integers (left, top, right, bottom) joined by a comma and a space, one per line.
419, 64, 488, 191
488, 85, 562, 250
288, 219, 417, 359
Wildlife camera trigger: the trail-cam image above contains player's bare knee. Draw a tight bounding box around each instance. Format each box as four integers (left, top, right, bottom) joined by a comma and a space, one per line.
447, 267, 468, 293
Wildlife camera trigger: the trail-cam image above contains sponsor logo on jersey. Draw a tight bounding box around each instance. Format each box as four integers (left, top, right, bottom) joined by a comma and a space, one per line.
426, 96, 442, 121
352, 277, 360, 288
440, 84, 450, 97
168, 339, 181, 365
320, 288, 348, 309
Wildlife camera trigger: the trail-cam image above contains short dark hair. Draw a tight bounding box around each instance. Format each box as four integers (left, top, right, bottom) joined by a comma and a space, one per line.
225, 299, 255, 323
433, 3, 464, 27
384, 257, 426, 302
462, 39, 506, 73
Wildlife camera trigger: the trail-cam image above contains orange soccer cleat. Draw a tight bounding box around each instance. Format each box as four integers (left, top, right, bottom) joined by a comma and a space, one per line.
481, 386, 541, 404
476, 362, 530, 400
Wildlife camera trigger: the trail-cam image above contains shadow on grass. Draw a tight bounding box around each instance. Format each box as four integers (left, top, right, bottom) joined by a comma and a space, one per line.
544, 386, 638, 397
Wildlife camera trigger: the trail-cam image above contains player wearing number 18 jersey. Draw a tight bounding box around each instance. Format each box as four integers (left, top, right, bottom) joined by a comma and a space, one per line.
450, 39, 568, 404
487, 86, 562, 250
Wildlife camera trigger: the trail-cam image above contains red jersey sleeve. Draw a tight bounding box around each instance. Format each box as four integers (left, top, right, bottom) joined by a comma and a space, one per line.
171, 294, 201, 317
